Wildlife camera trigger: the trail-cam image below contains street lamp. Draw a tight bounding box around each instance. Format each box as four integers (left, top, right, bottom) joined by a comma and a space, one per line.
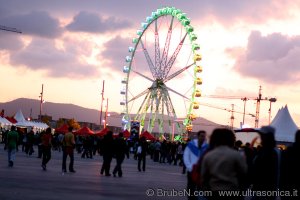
100, 80, 105, 128
241, 97, 249, 126
268, 97, 277, 124
104, 98, 109, 128
39, 84, 44, 121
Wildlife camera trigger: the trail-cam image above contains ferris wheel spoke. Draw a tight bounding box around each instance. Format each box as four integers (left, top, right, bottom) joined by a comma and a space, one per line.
135, 92, 151, 124
131, 69, 154, 82
140, 40, 156, 79
162, 89, 177, 119
150, 91, 163, 133
162, 89, 179, 134
161, 84, 190, 100
159, 16, 174, 78
157, 92, 165, 134
162, 32, 188, 78
164, 62, 194, 83
128, 88, 150, 103
147, 95, 156, 132
154, 20, 161, 79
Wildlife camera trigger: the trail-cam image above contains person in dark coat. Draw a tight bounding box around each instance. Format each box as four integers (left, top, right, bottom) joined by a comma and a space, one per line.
137, 136, 148, 172
280, 130, 300, 199
112, 132, 129, 177
251, 126, 280, 200
41, 127, 52, 171
100, 131, 114, 176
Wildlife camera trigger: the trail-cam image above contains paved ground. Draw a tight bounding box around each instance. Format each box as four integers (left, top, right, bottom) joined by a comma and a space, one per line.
0, 144, 187, 200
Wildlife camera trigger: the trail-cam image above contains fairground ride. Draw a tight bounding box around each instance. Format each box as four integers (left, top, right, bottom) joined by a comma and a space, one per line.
120, 6, 203, 138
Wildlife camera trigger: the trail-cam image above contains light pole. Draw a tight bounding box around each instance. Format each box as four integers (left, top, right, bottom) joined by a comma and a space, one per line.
241, 97, 248, 126
268, 97, 277, 124
99, 80, 105, 129
39, 84, 44, 121
230, 104, 235, 130
104, 98, 109, 129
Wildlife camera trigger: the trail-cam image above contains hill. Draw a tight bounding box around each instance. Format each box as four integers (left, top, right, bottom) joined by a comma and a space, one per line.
0, 98, 224, 134
0, 98, 103, 124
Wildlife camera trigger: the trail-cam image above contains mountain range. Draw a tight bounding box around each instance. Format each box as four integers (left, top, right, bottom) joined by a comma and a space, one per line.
0, 98, 224, 133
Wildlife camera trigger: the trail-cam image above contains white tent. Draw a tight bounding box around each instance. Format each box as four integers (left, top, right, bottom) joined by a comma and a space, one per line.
0, 116, 12, 126
270, 105, 299, 143
14, 110, 35, 127
30, 121, 49, 130
14, 110, 48, 130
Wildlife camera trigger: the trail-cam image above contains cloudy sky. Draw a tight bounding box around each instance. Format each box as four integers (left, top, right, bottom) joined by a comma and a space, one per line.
1, 0, 300, 128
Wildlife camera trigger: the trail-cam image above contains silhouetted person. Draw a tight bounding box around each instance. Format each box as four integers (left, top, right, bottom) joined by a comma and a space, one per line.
201, 128, 247, 200
41, 127, 52, 171
159, 140, 167, 163
7, 125, 19, 167
112, 132, 129, 177
153, 140, 161, 162
36, 132, 43, 158
251, 126, 279, 200
25, 130, 35, 156
100, 131, 114, 176
281, 129, 300, 199
137, 136, 148, 172
62, 126, 76, 173
81, 136, 92, 158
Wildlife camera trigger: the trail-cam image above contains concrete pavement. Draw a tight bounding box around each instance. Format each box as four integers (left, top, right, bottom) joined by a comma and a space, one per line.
0, 144, 187, 200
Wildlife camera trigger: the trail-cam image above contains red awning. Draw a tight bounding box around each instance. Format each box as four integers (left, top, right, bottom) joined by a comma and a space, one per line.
55, 124, 69, 134
94, 127, 108, 137
5, 116, 17, 124
74, 126, 94, 136
140, 131, 156, 141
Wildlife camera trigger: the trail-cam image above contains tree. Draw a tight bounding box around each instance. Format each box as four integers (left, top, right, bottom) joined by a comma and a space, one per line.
56, 118, 65, 128
67, 118, 81, 130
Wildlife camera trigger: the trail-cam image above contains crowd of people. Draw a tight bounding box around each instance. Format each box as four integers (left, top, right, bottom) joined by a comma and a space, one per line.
1, 125, 300, 199
183, 127, 300, 200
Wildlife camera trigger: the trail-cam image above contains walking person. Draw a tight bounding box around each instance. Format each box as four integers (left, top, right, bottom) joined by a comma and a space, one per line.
251, 126, 280, 200
7, 126, 19, 167
7, 125, 19, 167
153, 140, 161, 162
137, 136, 148, 172
183, 130, 208, 200
112, 132, 129, 177
25, 129, 35, 156
62, 126, 76, 173
41, 127, 52, 171
36, 131, 43, 158
100, 131, 114, 176
281, 129, 300, 199
201, 128, 247, 200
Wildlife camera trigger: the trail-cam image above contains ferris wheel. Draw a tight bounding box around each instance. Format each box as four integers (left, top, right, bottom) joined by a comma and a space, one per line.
120, 6, 203, 138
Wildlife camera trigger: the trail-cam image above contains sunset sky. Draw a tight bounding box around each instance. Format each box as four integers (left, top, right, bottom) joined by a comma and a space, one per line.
0, 0, 300, 128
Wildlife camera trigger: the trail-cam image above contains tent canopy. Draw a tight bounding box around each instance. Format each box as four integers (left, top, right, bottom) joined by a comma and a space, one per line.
140, 131, 156, 141
55, 124, 69, 134
0, 117, 13, 126
94, 127, 108, 137
14, 110, 36, 127
75, 126, 94, 136
270, 105, 299, 142
6, 116, 17, 124
14, 110, 26, 122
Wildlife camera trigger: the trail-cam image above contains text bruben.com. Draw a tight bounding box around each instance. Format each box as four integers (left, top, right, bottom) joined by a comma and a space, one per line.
145, 188, 298, 197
